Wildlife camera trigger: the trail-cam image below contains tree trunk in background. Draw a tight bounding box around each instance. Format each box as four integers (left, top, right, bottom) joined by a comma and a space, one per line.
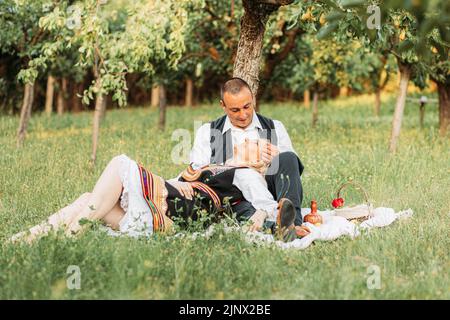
419, 103, 425, 129
17, 83, 34, 147
312, 91, 318, 128
194, 85, 200, 106
57, 77, 68, 115
233, 0, 293, 111
100, 94, 107, 120
304, 89, 310, 109
185, 78, 193, 107
389, 60, 411, 153
374, 87, 381, 117
339, 87, 348, 97
45, 76, 55, 115
436, 81, 450, 136
72, 82, 83, 113
91, 78, 106, 165
158, 84, 167, 130
151, 85, 160, 108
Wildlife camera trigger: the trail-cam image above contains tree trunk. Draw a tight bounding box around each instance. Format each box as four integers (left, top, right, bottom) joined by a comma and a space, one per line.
233, 0, 293, 109
72, 82, 83, 113
339, 87, 348, 97
45, 75, 55, 115
158, 84, 167, 130
389, 60, 411, 153
312, 91, 319, 128
185, 78, 193, 107
151, 85, 160, 108
56, 77, 68, 115
100, 94, 107, 120
304, 89, 310, 109
419, 103, 425, 129
17, 83, 34, 147
436, 81, 450, 136
374, 87, 381, 117
91, 79, 106, 165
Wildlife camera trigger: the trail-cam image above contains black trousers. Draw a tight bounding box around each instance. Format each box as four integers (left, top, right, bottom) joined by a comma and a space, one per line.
232, 151, 304, 226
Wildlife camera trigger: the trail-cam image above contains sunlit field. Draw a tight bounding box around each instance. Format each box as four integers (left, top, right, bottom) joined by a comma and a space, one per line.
0, 94, 449, 299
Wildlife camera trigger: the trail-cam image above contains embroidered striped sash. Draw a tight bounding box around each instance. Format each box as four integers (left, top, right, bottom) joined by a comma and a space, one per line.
190, 181, 221, 209
137, 163, 171, 233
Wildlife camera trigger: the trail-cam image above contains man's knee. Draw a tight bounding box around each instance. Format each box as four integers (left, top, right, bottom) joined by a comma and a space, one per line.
278, 151, 300, 168
270, 151, 304, 176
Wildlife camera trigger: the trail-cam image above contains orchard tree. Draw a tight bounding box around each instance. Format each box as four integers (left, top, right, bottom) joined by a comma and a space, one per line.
313, 0, 449, 151
0, 0, 52, 146
233, 0, 295, 101
24, 0, 200, 163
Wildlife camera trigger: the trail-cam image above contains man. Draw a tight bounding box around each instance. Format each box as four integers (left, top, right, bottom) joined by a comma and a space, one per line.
180, 77, 305, 227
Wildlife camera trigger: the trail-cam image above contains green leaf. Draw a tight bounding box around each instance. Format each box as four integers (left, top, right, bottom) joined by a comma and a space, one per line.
325, 11, 346, 23
317, 21, 339, 40
397, 40, 414, 53
341, 0, 365, 9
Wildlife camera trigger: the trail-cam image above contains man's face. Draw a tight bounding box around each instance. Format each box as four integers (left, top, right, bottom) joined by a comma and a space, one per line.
220, 88, 254, 129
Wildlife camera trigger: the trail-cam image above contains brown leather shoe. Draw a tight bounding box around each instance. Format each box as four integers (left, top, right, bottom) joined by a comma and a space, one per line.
275, 198, 297, 242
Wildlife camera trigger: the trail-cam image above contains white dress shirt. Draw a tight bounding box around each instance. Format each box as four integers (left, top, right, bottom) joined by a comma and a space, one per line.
189, 111, 296, 169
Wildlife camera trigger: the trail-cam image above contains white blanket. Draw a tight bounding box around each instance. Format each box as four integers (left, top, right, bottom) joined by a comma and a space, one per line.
179, 206, 414, 250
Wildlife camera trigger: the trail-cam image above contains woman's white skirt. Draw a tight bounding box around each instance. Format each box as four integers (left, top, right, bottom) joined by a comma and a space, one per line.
106, 154, 156, 237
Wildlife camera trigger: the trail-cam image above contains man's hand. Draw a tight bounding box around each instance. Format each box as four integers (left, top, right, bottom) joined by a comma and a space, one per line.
246, 209, 268, 232
167, 181, 194, 200
260, 140, 279, 165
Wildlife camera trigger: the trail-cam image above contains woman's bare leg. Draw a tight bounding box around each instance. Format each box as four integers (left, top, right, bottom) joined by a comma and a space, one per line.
101, 201, 125, 230
66, 156, 124, 234
9, 192, 92, 243
10, 156, 126, 243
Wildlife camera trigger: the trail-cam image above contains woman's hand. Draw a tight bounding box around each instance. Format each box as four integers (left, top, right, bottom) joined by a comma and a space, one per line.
167, 181, 194, 200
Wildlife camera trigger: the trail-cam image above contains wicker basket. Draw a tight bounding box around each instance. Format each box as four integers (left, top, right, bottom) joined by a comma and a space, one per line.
333, 180, 374, 222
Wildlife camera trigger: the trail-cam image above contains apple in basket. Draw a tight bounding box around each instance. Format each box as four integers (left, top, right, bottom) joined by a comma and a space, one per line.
332, 197, 345, 208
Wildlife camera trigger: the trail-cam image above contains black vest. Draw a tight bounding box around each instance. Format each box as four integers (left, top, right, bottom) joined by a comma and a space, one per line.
209, 113, 278, 164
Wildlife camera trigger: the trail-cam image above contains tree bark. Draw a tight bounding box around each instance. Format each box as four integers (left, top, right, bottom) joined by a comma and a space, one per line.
45, 75, 55, 116
419, 103, 425, 129
151, 84, 160, 108
312, 91, 319, 128
158, 84, 167, 130
91, 78, 106, 165
389, 60, 411, 153
339, 87, 348, 97
56, 77, 68, 115
72, 82, 83, 113
436, 81, 450, 136
233, 0, 293, 108
303, 89, 310, 109
374, 87, 381, 117
17, 83, 34, 147
185, 78, 193, 107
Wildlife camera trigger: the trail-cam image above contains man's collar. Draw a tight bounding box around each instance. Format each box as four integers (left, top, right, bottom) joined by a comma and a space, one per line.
222, 112, 262, 133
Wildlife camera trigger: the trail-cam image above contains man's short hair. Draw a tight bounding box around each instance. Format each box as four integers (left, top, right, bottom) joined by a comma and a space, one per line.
220, 77, 252, 100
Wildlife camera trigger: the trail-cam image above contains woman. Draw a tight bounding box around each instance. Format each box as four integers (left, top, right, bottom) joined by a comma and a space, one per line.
10, 153, 303, 243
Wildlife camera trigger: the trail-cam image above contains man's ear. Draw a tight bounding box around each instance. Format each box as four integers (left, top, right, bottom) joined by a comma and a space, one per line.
220, 99, 225, 110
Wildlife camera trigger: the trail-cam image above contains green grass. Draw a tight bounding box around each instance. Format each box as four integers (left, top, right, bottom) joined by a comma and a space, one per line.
0, 94, 449, 299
